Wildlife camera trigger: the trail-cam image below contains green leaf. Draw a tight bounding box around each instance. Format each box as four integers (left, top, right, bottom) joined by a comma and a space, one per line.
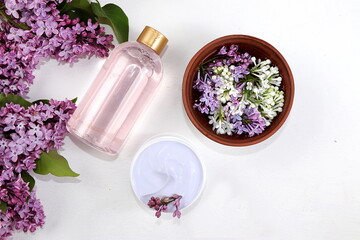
0, 201, 7, 213
60, 0, 92, 14
21, 171, 36, 191
91, 1, 129, 43
32, 99, 50, 105
60, 0, 95, 21
34, 150, 80, 177
32, 97, 77, 105
0, 94, 32, 108
59, 0, 129, 43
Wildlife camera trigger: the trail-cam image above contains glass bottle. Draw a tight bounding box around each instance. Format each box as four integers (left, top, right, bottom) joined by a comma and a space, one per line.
66, 26, 168, 155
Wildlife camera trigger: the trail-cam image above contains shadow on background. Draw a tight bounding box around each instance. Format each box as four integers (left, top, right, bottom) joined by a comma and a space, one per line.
68, 135, 119, 161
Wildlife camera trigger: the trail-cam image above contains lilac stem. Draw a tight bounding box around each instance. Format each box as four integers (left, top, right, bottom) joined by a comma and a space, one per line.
0, 6, 30, 30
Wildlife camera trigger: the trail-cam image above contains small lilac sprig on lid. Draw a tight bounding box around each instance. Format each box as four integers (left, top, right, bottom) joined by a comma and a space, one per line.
147, 194, 182, 218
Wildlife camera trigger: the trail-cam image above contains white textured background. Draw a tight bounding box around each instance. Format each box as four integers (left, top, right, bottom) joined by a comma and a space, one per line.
16, 0, 360, 239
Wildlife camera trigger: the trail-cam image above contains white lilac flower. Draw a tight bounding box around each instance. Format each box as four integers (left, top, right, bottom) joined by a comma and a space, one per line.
208, 110, 233, 135
250, 57, 282, 89
226, 98, 246, 116
214, 66, 240, 104
257, 86, 284, 121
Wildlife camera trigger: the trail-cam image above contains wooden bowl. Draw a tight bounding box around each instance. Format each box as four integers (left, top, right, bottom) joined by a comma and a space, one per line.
182, 35, 295, 146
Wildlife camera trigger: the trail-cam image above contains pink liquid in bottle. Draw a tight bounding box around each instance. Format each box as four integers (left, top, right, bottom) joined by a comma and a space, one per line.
67, 26, 168, 155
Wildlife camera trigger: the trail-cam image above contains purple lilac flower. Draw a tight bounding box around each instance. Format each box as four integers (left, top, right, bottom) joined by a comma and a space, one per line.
172, 194, 182, 218
232, 106, 266, 137
1, 176, 29, 206
193, 72, 218, 114
0, 0, 114, 96
211, 45, 253, 82
0, 190, 45, 238
218, 46, 227, 55
0, 213, 13, 239
0, 99, 74, 239
0, 23, 36, 96
6, 27, 24, 42
147, 194, 183, 218
193, 45, 278, 137
12, 191, 45, 233
227, 44, 238, 56
217, 44, 251, 62
194, 89, 219, 115
4, 0, 19, 19
0, 99, 76, 172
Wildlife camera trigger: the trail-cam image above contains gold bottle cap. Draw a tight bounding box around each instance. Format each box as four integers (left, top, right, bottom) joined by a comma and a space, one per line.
137, 26, 168, 55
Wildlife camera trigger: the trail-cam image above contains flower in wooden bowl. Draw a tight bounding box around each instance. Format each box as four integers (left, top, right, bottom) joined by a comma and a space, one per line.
182, 35, 294, 146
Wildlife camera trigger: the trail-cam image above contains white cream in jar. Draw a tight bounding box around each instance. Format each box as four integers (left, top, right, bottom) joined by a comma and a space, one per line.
131, 137, 205, 210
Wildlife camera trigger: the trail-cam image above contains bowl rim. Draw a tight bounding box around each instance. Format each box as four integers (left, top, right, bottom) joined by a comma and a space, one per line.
182, 34, 295, 146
